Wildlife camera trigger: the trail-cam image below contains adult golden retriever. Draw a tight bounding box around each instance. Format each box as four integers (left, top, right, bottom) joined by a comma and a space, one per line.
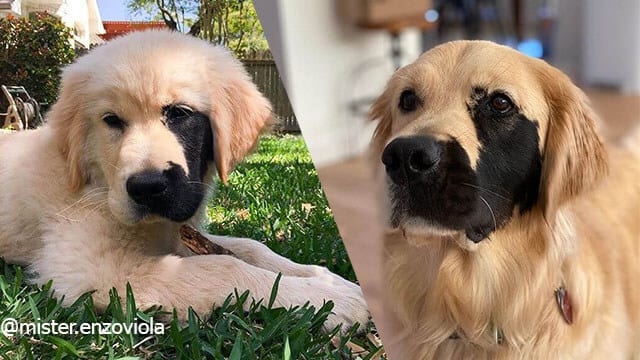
0, 31, 367, 331
372, 41, 640, 359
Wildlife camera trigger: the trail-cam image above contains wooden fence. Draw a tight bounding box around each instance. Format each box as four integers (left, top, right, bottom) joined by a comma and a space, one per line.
242, 60, 299, 133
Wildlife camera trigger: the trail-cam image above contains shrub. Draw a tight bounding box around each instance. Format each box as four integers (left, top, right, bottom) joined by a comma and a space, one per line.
0, 12, 75, 106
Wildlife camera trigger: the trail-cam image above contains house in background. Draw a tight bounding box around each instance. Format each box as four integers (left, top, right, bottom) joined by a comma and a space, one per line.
0, 0, 105, 49
0, 0, 20, 16
100, 20, 167, 41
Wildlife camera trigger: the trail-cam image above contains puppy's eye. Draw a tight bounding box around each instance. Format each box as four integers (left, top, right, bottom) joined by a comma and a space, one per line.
164, 104, 194, 123
489, 94, 514, 114
399, 90, 420, 112
102, 114, 125, 129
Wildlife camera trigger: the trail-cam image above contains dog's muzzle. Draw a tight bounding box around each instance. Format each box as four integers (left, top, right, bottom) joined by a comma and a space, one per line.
125, 164, 206, 222
380, 135, 488, 241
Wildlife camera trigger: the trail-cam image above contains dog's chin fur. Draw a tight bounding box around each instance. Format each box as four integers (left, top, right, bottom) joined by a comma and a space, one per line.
108, 194, 138, 225
127, 212, 167, 226
372, 40, 640, 359
107, 192, 161, 226
389, 220, 478, 251
110, 202, 188, 226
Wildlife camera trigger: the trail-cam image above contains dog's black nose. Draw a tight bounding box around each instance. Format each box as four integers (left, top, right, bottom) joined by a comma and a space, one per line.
382, 136, 440, 184
126, 171, 168, 204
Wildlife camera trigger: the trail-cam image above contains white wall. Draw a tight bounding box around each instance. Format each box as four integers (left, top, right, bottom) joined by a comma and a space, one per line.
255, 0, 422, 166
21, 0, 104, 48
583, 0, 640, 93
550, 0, 582, 80
0, 0, 22, 16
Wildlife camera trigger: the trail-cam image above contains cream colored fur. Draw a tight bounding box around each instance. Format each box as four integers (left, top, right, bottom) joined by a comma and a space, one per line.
372, 41, 640, 359
0, 30, 368, 331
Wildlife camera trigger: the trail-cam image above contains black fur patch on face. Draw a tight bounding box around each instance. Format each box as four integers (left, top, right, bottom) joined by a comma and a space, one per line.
466, 88, 542, 240
126, 106, 214, 222
383, 88, 542, 242
163, 105, 214, 182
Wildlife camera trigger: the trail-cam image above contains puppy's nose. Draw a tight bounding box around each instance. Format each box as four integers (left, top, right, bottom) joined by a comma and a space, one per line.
382, 136, 440, 184
126, 171, 168, 203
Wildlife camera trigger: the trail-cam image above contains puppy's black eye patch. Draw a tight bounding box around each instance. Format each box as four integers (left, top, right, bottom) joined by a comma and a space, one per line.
164, 104, 194, 124
102, 113, 126, 129
399, 89, 420, 112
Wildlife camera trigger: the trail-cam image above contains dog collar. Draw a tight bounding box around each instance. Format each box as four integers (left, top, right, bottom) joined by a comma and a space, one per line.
449, 286, 573, 345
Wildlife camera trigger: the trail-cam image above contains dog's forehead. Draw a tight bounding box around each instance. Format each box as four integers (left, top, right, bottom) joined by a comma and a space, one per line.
96, 59, 209, 112
401, 41, 549, 120
79, 41, 222, 119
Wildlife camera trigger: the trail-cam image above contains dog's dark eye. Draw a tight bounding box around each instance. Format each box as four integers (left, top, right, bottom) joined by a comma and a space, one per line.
164, 105, 194, 123
399, 90, 420, 112
489, 94, 514, 114
102, 114, 125, 129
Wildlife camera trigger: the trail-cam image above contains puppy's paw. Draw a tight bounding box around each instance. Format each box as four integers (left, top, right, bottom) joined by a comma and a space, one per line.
321, 283, 370, 333
278, 274, 369, 333
308, 265, 362, 292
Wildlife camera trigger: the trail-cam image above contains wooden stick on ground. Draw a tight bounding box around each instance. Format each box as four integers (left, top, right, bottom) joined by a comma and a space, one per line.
179, 224, 235, 256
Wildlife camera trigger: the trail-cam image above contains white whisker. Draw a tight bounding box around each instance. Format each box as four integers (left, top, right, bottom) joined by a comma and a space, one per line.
461, 182, 511, 202
479, 195, 497, 232
106, 161, 121, 171
55, 188, 109, 216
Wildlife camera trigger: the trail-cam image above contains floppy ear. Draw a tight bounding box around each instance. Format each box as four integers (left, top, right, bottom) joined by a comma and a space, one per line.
538, 67, 608, 218
210, 62, 272, 183
370, 85, 395, 155
48, 66, 89, 192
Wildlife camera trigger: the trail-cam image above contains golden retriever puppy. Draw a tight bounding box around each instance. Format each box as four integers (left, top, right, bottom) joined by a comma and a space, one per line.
371, 41, 640, 359
0, 30, 368, 331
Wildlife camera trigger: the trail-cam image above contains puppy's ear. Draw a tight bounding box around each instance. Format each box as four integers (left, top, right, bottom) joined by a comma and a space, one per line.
211, 60, 272, 183
49, 66, 89, 192
538, 67, 608, 218
370, 85, 394, 155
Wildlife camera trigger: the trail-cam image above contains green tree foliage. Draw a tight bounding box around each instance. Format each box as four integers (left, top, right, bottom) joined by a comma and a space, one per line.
0, 13, 75, 105
127, 0, 267, 58
197, 0, 267, 56
128, 0, 198, 32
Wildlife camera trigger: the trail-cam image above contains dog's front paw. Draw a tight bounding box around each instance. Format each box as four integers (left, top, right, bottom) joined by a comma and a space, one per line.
321, 282, 370, 333
279, 274, 370, 333
309, 265, 362, 292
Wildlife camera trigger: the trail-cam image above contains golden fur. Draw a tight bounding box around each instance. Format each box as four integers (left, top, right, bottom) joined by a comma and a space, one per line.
371, 41, 640, 359
0, 31, 368, 331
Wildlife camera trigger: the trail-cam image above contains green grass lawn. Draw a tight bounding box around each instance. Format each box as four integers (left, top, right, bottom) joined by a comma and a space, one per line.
207, 135, 355, 279
0, 134, 382, 359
